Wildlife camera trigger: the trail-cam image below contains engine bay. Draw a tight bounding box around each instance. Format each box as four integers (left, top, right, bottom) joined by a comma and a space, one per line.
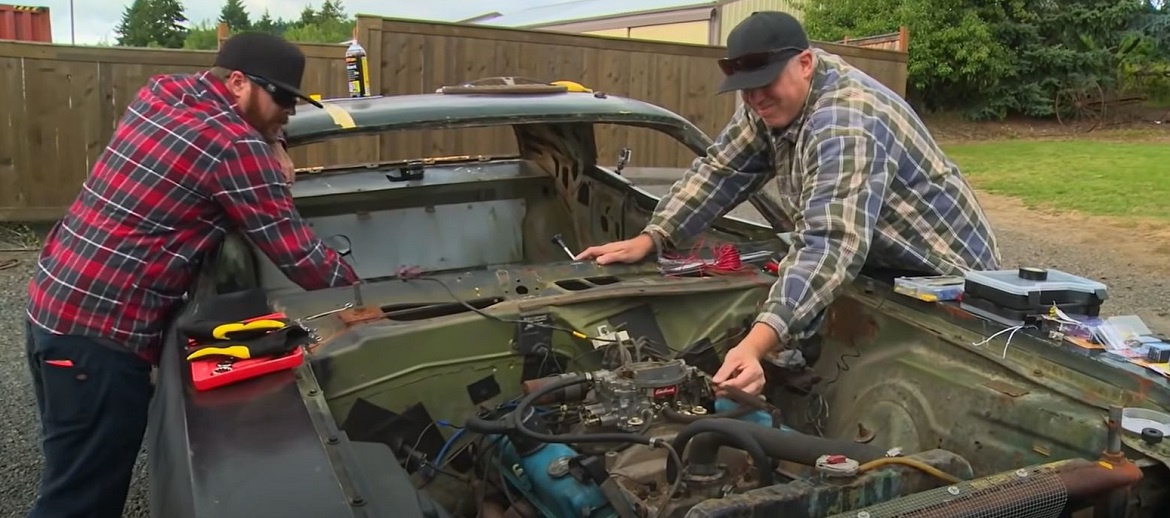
263, 261, 1159, 518
442, 356, 978, 518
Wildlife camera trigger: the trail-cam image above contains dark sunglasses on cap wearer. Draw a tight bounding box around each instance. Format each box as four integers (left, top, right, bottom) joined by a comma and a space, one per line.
717, 46, 805, 76
245, 73, 298, 109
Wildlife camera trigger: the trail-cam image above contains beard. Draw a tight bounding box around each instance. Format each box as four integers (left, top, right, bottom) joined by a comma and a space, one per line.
242, 89, 285, 141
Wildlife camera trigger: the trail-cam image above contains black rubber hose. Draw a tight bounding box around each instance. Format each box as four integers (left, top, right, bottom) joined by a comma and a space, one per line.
463, 414, 514, 434
684, 418, 888, 468
512, 374, 657, 446
665, 420, 774, 487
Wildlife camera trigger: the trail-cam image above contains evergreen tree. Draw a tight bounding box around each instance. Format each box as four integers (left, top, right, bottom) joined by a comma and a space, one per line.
218, 0, 251, 31
152, 0, 189, 48
114, 0, 154, 47
319, 0, 347, 23
299, 5, 319, 26
254, 10, 278, 33
114, 0, 188, 48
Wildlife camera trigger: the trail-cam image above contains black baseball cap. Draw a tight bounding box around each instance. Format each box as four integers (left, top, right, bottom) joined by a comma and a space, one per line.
214, 32, 324, 109
717, 11, 810, 94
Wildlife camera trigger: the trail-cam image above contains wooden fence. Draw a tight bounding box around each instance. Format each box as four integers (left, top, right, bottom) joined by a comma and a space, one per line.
840, 27, 910, 52
0, 15, 908, 222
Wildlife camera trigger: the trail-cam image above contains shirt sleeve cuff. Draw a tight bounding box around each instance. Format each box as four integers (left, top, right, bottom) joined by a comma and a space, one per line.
641, 225, 671, 259
753, 303, 792, 347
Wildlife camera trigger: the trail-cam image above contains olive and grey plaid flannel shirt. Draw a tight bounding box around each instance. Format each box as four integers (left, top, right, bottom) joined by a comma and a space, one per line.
644, 48, 1001, 354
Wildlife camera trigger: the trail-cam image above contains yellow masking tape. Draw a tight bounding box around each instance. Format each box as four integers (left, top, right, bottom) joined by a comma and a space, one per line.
320, 102, 356, 129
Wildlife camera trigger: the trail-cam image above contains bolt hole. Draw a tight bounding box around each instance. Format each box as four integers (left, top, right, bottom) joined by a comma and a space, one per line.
515, 285, 529, 295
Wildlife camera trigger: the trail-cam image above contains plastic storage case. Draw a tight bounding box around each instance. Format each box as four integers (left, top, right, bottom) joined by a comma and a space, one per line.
963, 267, 1108, 317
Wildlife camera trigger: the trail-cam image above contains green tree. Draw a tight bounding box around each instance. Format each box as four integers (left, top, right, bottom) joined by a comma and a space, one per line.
114, 0, 189, 48
282, 18, 356, 44
319, 0, 347, 22
114, 0, 154, 47
800, 0, 1011, 115
280, 1, 356, 43
254, 10, 278, 33
183, 20, 219, 50
218, 0, 251, 31
800, 0, 1150, 119
299, 5, 319, 26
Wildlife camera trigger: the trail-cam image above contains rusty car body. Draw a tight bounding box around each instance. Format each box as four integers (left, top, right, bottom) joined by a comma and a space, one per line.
145, 83, 1170, 518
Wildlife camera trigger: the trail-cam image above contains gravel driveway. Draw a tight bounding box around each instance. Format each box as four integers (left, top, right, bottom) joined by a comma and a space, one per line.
1, 182, 1167, 516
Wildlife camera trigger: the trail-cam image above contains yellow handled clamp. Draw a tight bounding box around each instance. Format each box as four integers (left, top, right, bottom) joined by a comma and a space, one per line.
210, 319, 288, 340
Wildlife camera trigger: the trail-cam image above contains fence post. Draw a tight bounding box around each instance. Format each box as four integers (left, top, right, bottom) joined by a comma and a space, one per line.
898, 26, 909, 52
217, 22, 229, 49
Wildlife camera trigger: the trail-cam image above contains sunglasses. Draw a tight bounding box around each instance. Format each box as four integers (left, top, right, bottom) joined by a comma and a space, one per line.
245, 74, 298, 109
717, 47, 805, 76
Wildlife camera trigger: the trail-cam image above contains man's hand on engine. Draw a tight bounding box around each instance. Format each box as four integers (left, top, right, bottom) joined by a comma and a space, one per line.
574, 233, 655, 265
712, 323, 779, 396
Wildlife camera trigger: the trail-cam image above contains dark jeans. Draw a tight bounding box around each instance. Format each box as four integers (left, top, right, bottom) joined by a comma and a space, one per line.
24, 319, 154, 518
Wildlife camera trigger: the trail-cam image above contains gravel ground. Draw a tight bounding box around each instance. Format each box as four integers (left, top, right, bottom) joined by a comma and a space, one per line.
0, 182, 1167, 516
0, 253, 149, 518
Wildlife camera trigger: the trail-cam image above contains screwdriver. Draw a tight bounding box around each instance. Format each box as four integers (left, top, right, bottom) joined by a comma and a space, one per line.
551, 233, 576, 260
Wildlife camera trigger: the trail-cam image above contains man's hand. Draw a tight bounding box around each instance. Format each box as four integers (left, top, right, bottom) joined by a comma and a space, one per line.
712, 323, 780, 396
574, 233, 655, 265
271, 142, 295, 184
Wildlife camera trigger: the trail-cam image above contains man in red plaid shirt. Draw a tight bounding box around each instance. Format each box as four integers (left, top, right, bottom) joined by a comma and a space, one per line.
22, 33, 359, 517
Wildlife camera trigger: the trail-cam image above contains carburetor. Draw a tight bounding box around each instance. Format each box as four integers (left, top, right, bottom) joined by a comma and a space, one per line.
582, 359, 712, 431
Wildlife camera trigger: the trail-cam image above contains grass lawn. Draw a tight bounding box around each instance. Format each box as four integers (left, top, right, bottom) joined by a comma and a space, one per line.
942, 139, 1170, 221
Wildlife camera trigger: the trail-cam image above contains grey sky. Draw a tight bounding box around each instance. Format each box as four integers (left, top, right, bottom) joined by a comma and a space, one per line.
36, 1, 559, 45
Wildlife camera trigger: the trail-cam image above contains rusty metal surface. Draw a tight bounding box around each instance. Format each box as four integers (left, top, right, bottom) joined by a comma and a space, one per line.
683, 449, 973, 518
801, 283, 1170, 473
827, 457, 1144, 518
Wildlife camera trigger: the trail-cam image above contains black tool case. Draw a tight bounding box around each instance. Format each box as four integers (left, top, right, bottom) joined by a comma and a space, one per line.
962, 267, 1108, 317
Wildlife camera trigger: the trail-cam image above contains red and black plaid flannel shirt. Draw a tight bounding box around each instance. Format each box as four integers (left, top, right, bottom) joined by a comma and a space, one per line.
26, 71, 359, 363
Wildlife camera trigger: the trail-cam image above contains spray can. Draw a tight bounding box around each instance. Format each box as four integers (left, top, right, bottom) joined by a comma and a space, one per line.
345, 33, 371, 98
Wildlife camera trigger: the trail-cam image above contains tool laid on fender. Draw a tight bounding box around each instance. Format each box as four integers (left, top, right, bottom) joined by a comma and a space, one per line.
184, 312, 310, 361
181, 310, 314, 391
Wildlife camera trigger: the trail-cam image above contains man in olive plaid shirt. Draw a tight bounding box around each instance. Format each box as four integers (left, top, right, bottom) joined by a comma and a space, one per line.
577, 12, 1000, 395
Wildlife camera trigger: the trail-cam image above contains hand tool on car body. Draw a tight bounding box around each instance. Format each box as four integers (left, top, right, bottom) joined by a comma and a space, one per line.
297, 302, 355, 325
186, 327, 307, 361
551, 233, 576, 260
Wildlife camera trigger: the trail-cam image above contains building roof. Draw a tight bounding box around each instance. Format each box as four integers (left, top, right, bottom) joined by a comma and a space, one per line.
370, 1, 564, 23
471, 0, 717, 28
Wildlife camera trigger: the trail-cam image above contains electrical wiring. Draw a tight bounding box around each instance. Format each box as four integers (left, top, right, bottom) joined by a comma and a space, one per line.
433, 428, 466, 467
803, 290, 893, 436
661, 239, 758, 277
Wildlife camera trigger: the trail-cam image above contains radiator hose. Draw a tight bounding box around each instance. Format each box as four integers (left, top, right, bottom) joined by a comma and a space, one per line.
665, 418, 775, 487
666, 418, 889, 485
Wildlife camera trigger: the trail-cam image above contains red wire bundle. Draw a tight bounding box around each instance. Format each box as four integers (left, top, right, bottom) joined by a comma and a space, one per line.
665, 238, 755, 277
